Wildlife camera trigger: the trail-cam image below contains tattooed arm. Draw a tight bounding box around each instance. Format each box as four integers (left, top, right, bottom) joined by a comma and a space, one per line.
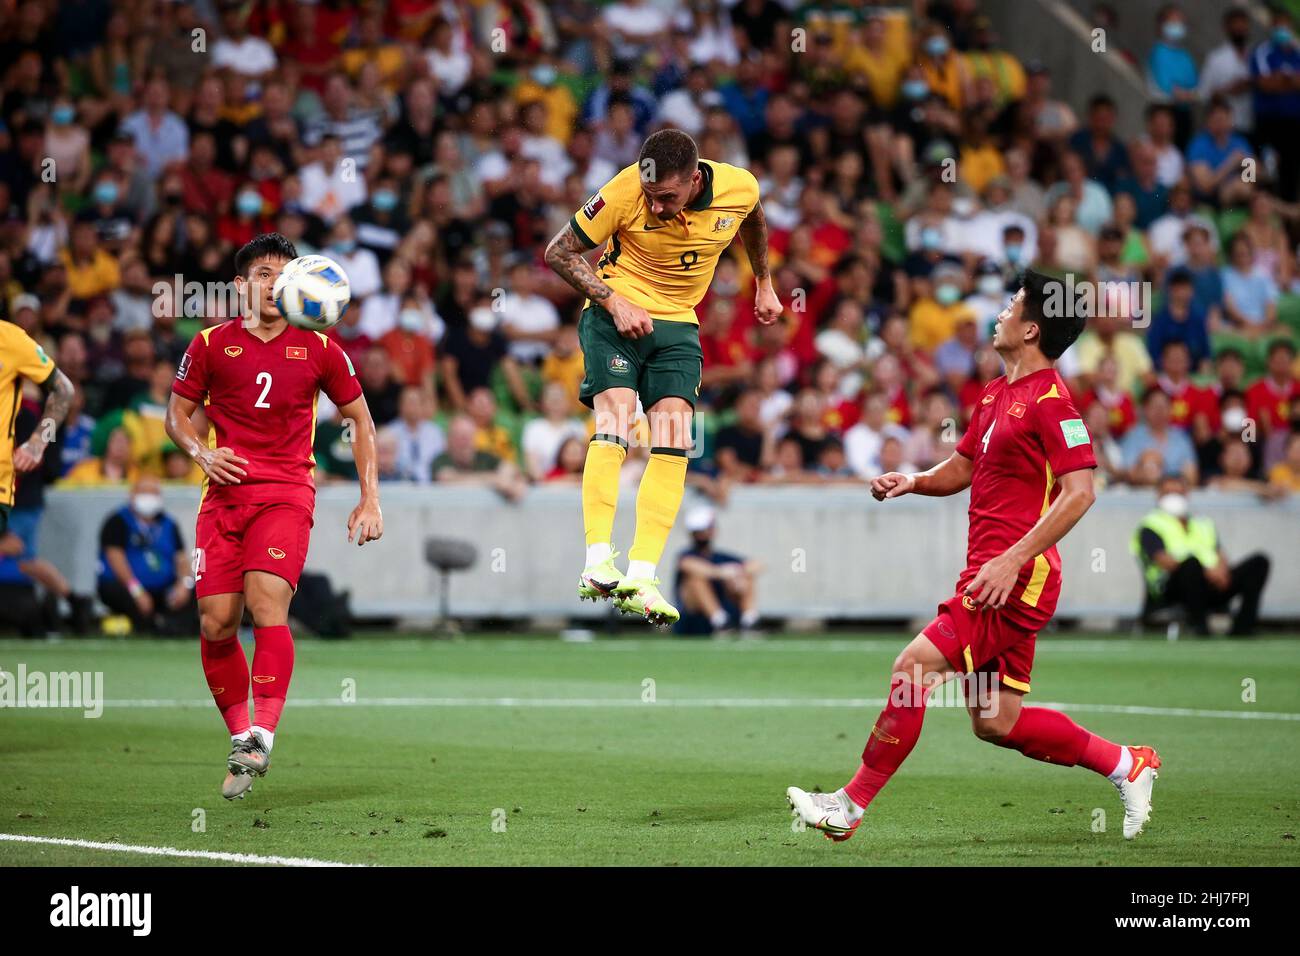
544, 221, 653, 339
740, 201, 782, 325
14, 368, 75, 472
544, 222, 614, 303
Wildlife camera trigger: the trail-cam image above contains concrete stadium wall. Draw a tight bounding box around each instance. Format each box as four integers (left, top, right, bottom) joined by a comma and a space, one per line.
981, 0, 1151, 138
39, 485, 1300, 623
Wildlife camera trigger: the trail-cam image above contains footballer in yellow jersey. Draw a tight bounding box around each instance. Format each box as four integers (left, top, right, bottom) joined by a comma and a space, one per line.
545, 129, 781, 625
0, 320, 76, 531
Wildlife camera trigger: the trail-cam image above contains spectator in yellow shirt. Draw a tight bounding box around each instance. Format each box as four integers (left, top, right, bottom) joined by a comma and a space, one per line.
62, 427, 139, 487
1074, 313, 1155, 395
61, 221, 120, 300
917, 23, 973, 111
909, 263, 976, 352
961, 16, 1027, 108
542, 324, 586, 412
843, 12, 909, 109
515, 61, 579, 146
1268, 433, 1300, 494
341, 7, 408, 92
958, 110, 1007, 196
467, 386, 518, 465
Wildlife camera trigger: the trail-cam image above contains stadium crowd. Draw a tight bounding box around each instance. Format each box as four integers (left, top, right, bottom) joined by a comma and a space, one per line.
2, 0, 1300, 512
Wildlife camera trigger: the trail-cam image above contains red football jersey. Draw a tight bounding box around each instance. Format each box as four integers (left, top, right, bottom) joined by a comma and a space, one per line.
1245, 377, 1300, 434
172, 321, 363, 512
1160, 378, 1219, 431
955, 368, 1097, 632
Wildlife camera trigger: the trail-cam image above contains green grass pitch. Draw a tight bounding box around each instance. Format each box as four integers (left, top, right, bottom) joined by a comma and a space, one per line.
1, 634, 1297, 866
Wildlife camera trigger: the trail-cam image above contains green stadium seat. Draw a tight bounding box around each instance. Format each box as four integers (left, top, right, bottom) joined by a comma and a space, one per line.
876, 201, 907, 265
1277, 292, 1300, 337
1211, 332, 1268, 377
1214, 207, 1249, 247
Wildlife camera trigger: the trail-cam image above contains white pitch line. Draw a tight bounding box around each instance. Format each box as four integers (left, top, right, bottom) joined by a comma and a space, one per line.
0, 833, 363, 867
81, 696, 1300, 721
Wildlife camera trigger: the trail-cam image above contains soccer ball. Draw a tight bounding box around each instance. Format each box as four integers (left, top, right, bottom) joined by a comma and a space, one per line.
273, 255, 351, 331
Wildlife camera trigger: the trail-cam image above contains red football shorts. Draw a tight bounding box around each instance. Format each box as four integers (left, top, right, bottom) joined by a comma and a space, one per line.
194, 502, 314, 598
922, 592, 1037, 694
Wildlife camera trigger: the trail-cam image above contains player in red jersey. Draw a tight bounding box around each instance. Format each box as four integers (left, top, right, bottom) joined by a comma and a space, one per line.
165, 233, 383, 800
789, 271, 1162, 842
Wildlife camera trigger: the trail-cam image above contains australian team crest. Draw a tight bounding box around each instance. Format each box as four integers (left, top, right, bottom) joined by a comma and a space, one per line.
609, 353, 629, 374
712, 215, 736, 232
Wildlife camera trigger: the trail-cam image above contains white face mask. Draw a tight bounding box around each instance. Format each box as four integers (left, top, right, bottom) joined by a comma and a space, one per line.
399, 308, 424, 333
133, 493, 164, 518
1157, 493, 1189, 519
978, 275, 1004, 297
469, 307, 498, 333
1221, 406, 1247, 434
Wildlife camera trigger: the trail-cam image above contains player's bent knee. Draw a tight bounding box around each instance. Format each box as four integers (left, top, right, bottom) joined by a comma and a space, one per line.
200, 613, 239, 642
970, 709, 1018, 743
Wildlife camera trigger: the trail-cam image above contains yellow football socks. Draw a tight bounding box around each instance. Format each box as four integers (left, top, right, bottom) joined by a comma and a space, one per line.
583, 435, 627, 549
628, 447, 688, 571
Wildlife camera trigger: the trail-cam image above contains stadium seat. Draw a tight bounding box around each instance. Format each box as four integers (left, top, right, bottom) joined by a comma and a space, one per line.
1277, 293, 1300, 338
423, 537, 478, 636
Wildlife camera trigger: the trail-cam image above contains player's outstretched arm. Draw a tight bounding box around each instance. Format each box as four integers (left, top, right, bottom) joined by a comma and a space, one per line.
337, 394, 383, 547
738, 201, 782, 325
872, 452, 974, 501
165, 392, 248, 485
14, 368, 75, 473
544, 222, 652, 339
966, 468, 1096, 609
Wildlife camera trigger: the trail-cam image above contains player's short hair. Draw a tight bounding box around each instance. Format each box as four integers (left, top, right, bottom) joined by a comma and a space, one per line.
1019, 269, 1086, 360
235, 233, 298, 276
638, 129, 699, 182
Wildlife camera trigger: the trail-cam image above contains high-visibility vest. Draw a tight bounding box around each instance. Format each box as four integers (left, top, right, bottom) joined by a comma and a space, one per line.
1130, 509, 1219, 596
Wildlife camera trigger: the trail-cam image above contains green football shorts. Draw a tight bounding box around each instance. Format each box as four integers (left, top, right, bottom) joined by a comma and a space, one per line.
577, 302, 703, 410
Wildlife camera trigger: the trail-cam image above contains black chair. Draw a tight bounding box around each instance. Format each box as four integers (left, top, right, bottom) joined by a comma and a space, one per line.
423, 537, 478, 635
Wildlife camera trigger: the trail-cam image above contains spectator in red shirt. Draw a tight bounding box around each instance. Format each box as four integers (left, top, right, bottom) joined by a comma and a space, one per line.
811, 358, 860, 435
1246, 339, 1300, 437
1080, 353, 1138, 438
1156, 340, 1219, 432
179, 131, 235, 217
699, 295, 758, 393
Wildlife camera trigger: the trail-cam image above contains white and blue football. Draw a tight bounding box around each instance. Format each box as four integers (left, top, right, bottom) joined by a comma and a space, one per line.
273, 255, 351, 331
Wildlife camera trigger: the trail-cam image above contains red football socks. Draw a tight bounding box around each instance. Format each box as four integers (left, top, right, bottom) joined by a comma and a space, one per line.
250, 625, 295, 733
844, 677, 929, 809
200, 634, 251, 736
1001, 705, 1122, 776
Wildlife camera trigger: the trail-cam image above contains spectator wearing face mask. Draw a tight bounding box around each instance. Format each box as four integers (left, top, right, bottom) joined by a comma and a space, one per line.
1146, 5, 1199, 149
216, 185, 273, 253
82, 173, 134, 247
352, 179, 410, 264
440, 305, 530, 412
96, 476, 195, 635
916, 23, 972, 111
908, 262, 975, 352
1252, 7, 1300, 202
379, 293, 441, 394
44, 97, 92, 197
1131, 475, 1270, 636
1196, 390, 1256, 479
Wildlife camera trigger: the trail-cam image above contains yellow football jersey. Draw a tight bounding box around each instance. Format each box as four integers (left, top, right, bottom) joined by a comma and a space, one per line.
569, 160, 760, 324
0, 322, 57, 506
